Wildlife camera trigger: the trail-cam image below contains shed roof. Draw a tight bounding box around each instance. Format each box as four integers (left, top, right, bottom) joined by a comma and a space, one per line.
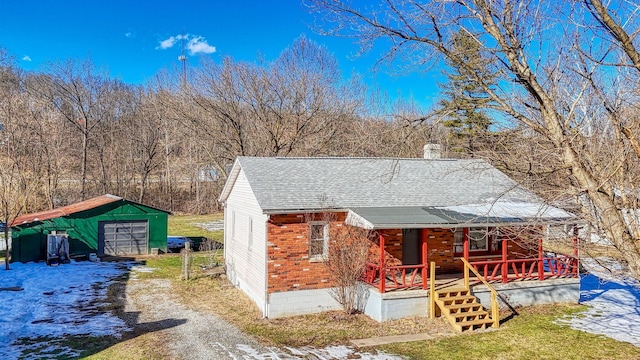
218, 157, 576, 225
10, 194, 169, 227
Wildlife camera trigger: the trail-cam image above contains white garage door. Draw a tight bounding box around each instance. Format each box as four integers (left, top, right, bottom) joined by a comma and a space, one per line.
99, 221, 148, 256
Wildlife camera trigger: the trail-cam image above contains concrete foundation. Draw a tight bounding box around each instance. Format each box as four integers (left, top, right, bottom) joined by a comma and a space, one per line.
471, 277, 580, 308
267, 288, 342, 318
266, 278, 580, 321
364, 288, 429, 322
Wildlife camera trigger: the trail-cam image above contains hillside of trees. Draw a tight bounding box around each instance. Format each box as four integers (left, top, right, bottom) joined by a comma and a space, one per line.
1, 36, 493, 215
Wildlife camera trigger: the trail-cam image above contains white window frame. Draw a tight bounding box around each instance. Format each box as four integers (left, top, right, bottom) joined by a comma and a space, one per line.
469, 227, 488, 251
248, 217, 253, 251
309, 221, 329, 261
231, 211, 236, 240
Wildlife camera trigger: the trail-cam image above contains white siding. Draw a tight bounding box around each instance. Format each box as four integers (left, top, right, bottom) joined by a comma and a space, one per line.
224, 168, 268, 316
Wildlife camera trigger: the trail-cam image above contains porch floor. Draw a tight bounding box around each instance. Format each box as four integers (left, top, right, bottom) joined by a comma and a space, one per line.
368, 271, 578, 293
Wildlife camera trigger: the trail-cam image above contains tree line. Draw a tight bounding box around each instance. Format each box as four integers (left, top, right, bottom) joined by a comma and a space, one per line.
0, 36, 465, 217
6, 0, 639, 279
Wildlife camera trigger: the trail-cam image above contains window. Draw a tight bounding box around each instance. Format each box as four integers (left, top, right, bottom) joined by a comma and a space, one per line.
309, 222, 329, 260
231, 211, 236, 239
454, 228, 464, 254
454, 227, 500, 256
248, 217, 253, 251
468, 227, 488, 251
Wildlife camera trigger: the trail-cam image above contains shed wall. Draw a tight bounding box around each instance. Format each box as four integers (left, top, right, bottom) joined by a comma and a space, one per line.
11, 201, 168, 262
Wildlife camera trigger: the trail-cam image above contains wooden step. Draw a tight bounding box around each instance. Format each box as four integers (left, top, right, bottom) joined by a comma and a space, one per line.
445, 303, 484, 312
452, 317, 495, 332
435, 295, 477, 305
436, 288, 469, 298
432, 288, 498, 332
451, 310, 489, 322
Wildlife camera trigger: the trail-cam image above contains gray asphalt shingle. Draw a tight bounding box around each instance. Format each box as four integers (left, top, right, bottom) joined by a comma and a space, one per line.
231, 157, 546, 212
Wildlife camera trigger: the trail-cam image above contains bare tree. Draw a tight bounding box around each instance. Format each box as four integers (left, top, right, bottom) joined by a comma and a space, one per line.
309, 0, 640, 279
326, 223, 372, 314
29, 59, 119, 200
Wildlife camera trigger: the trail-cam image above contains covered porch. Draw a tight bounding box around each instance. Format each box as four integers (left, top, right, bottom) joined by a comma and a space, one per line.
347, 206, 580, 294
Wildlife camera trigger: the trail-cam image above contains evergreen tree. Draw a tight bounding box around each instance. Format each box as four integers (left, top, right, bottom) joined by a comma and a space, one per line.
438, 30, 496, 154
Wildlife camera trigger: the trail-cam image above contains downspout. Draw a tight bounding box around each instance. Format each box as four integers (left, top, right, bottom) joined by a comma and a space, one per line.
421, 228, 428, 290
264, 214, 270, 319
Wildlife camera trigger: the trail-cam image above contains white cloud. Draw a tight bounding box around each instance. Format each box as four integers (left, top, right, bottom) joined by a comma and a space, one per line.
157, 36, 177, 50
124, 32, 132, 38
187, 36, 216, 55
156, 34, 216, 55
22, 55, 31, 62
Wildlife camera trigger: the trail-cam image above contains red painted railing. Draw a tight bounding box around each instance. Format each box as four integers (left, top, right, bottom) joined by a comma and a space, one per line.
469, 255, 579, 283
362, 255, 578, 293
362, 262, 427, 292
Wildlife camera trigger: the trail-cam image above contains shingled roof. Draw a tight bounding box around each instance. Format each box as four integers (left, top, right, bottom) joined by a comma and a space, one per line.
219, 157, 575, 228
10, 194, 170, 227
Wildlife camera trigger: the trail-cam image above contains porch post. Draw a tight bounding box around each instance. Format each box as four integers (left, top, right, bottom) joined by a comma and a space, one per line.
422, 228, 428, 290
379, 233, 385, 293
573, 224, 579, 277
501, 232, 508, 283
463, 227, 469, 261
538, 238, 544, 280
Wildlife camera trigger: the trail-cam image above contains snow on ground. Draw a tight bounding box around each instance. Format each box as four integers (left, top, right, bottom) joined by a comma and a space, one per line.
194, 220, 224, 232
558, 257, 640, 346
0, 260, 131, 359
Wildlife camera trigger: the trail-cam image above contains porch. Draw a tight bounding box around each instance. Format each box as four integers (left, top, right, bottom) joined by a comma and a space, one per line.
361, 232, 579, 294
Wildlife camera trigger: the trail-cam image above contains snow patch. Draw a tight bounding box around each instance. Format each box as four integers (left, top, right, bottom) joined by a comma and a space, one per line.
194, 220, 224, 232
557, 257, 640, 346
437, 201, 573, 220
0, 260, 132, 359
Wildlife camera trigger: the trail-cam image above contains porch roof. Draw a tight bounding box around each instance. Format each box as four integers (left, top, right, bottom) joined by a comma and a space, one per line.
346, 202, 577, 230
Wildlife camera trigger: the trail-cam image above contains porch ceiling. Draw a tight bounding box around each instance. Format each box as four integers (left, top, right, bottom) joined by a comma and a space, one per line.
345, 205, 577, 230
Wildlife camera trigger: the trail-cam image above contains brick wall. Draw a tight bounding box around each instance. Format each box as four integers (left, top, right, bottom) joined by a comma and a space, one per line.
266, 212, 346, 293
375, 227, 541, 274
267, 213, 544, 292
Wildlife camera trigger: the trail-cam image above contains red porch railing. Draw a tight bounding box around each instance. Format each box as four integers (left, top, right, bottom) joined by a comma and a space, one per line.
362, 255, 579, 293
469, 255, 579, 283
362, 262, 427, 292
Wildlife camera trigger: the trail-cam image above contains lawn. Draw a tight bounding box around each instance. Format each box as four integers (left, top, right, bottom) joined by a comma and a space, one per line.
167, 213, 223, 242
129, 254, 640, 359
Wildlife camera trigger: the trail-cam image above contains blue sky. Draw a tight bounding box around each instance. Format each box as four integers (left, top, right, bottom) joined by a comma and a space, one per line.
0, 0, 441, 108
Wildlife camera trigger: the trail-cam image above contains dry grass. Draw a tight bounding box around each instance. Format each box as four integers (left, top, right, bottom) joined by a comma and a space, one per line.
172, 274, 455, 347
86, 254, 640, 359
168, 214, 223, 241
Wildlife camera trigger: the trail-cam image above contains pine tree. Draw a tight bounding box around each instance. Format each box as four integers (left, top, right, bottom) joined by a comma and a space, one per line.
439, 30, 496, 154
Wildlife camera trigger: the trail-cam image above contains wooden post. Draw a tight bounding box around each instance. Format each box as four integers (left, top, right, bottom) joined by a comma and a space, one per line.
501, 234, 508, 283
379, 233, 385, 293
538, 238, 544, 280
429, 261, 436, 319
181, 242, 191, 280
491, 292, 500, 328
422, 228, 428, 290
463, 260, 469, 290
573, 225, 579, 277
463, 227, 469, 261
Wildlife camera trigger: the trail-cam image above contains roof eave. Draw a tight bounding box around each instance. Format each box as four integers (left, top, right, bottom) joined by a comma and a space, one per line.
217, 159, 242, 205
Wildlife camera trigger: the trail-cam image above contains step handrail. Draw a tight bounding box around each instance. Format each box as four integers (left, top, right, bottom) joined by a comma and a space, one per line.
461, 258, 500, 328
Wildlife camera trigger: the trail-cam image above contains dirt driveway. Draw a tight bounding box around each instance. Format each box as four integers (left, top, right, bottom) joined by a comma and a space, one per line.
124, 268, 403, 359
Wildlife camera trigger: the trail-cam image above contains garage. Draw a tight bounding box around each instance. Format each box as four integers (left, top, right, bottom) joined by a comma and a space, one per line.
10, 194, 170, 262
99, 220, 149, 256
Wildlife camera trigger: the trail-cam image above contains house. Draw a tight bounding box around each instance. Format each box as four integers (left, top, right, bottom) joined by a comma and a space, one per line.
218, 151, 580, 326
11, 194, 170, 262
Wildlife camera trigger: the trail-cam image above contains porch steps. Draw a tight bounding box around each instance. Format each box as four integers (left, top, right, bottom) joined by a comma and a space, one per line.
433, 287, 495, 332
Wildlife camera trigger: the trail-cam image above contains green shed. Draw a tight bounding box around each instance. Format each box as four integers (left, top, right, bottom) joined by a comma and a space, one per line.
10, 194, 170, 262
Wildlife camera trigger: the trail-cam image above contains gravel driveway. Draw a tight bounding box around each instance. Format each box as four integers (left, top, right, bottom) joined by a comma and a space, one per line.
124, 276, 274, 359
124, 268, 402, 359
